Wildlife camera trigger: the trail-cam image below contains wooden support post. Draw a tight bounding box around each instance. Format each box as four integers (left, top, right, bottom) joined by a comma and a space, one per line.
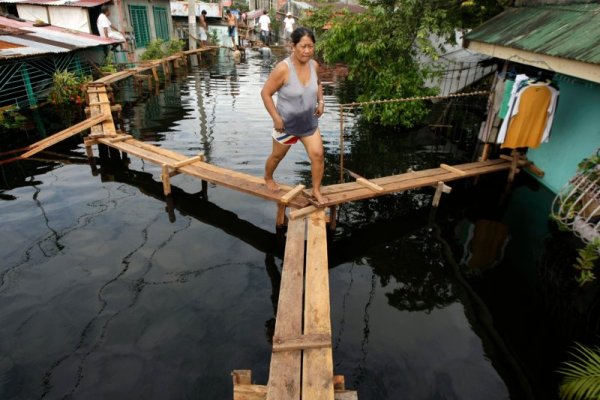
334, 375, 345, 391
152, 67, 159, 83
276, 204, 287, 227
432, 181, 451, 207
328, 206, 337, 231
280, 184, 305, 204
440, 163, 467, 176
161, 164, 172, 196
508, 150, 519, 183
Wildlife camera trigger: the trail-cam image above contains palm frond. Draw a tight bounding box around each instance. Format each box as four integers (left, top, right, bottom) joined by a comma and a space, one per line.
557, 342, 600, 400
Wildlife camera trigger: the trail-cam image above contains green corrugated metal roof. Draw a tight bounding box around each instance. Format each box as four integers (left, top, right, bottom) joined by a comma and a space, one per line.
464, 3, 600, 65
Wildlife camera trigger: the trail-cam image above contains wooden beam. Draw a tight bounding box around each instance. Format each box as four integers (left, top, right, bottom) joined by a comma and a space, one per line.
356, 177, 384, 192
107, 135, 133, 143
170, 154, 204, 169
303, 210, 334, 400
266, 217, 306, 400
440, 163, 466, 176
289, 205, 318, 220
161, 164, 172, 196
20, 114, 108, 158
275, 204, 287, 227
280, 184, 305, 204
272, 333, 331, 352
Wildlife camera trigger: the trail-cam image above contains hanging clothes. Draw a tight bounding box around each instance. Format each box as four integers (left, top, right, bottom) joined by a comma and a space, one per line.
497, 80, 559, 149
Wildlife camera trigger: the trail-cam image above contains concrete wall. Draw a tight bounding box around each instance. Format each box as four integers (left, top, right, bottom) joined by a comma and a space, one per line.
527, 74, 600, 193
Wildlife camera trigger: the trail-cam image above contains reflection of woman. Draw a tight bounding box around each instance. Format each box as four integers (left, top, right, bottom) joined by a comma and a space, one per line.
261, 27, 327, 205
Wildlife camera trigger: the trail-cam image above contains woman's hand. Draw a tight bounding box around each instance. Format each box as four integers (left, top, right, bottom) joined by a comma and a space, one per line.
315, 101, 324, 117
273, 115, 285, 132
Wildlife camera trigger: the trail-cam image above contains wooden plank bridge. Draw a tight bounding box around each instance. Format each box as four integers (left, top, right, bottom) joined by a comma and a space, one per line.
9, 49, 530, 399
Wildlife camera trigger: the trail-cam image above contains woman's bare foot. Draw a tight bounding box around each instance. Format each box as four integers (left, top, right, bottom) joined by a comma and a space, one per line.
312, 191, 328, 206
265, 178, 280, 191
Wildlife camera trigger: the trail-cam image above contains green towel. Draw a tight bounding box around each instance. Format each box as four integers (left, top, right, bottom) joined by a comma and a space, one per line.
498, 79, 514, 119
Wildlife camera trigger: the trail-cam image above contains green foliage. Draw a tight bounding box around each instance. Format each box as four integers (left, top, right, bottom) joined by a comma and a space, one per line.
303, 1, 506, 126
0, 106, 27, 130
574, 238, 600, 286
558, 342, 600, 400
301, 6, 334, 37
99, 54, 117, 73
140, 39, 184, 61
208, 30, 219, 46
166, 39, 184, 54
577, 153, 600, 182
310, 5, 450, 126
48, 70, 91, 106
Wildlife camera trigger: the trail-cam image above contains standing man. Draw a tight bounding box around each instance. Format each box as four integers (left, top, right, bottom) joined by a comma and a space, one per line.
283, 12, 295, 43
96, 6, 125, 42
225, 10, 237, 47
198, 10, 208, 48
258, 10, 270, 46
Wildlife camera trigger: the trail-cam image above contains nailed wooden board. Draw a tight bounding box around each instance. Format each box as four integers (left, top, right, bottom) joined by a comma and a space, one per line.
266, 217, 305, 400
20, 114, 108, 158
98, 138, 310, 208
302, 210, 334, 400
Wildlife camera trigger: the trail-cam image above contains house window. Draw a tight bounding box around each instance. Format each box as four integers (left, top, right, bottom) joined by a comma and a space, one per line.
152, 6, 169, 41
129, 5, 150, 48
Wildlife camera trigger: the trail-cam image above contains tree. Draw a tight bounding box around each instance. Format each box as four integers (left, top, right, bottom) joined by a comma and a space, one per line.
302, 1, 507, 127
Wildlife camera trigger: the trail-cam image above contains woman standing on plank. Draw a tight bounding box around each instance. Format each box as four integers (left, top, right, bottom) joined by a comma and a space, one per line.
261, 27, 327, 206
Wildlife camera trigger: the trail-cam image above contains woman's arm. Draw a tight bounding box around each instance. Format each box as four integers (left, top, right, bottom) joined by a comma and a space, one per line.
261, 62, 288, 132
314, 61, 324, 117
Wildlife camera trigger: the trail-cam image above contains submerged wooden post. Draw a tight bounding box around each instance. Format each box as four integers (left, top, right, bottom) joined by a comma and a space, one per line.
328, 206, 337, 230
161, 164, 172, 196
276, 204, 287, 227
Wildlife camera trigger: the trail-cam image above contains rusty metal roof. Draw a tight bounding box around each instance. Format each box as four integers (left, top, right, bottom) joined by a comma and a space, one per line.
0, 0, 110, 7
464, 3, 600, 65
0, 16, 116, 59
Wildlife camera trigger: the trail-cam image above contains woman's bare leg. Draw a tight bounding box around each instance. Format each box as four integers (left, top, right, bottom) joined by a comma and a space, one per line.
300, 129, 327, 204
264, 138, 291, 191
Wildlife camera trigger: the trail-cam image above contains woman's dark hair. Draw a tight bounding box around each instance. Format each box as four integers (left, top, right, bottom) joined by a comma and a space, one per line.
290, 27, 315, 45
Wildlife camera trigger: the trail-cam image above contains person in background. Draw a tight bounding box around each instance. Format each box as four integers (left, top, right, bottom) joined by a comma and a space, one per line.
198, 10, 208, 47
261, 27, 327, 206
258, 10, 271, 46
283, 12, 295, 43
96, 6, 125, 42
226, 10, 237, 47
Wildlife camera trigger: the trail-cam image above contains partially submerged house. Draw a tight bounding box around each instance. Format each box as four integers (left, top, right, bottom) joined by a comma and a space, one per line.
463, 1, 600, 194
0, 0, 175, 60
0, 15, 115, 109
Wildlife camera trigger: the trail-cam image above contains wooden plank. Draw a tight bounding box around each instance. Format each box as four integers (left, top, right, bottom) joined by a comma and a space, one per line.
356, 177, 384, 192
266, 217, 306, 400
272, 333, 331, 352
280, 185, 305, 204
107, 135, 133, 143
161, 164, 171, 196
20, 114, 108, 158
440, 163, 466, 176
290, 205, 318, 220
302, 210, 334, 400
233, 370, 252, 385
170, 154, 204, 169
234, 385, 268, 400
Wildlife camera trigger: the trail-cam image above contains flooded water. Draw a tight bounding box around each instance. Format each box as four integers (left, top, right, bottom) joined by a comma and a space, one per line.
0, 48, 594, 400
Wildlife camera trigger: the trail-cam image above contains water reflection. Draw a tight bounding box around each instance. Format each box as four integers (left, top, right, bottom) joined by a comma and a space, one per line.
0, 48, 578, 400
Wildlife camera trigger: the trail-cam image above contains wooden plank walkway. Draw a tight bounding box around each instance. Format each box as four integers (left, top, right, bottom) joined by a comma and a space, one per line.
233, 211, 357, 400
12, 51, 524, 400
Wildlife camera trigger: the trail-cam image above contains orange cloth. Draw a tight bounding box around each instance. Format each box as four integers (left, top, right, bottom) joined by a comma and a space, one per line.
501, 85, 553, 149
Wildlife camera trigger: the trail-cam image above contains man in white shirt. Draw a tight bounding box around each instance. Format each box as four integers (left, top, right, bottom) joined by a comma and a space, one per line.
283, 12, 295, 42
258, 10, 270, 46
97, 6, 125, 42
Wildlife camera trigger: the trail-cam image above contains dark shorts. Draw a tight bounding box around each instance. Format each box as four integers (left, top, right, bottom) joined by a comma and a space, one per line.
228, 26, 235, 37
